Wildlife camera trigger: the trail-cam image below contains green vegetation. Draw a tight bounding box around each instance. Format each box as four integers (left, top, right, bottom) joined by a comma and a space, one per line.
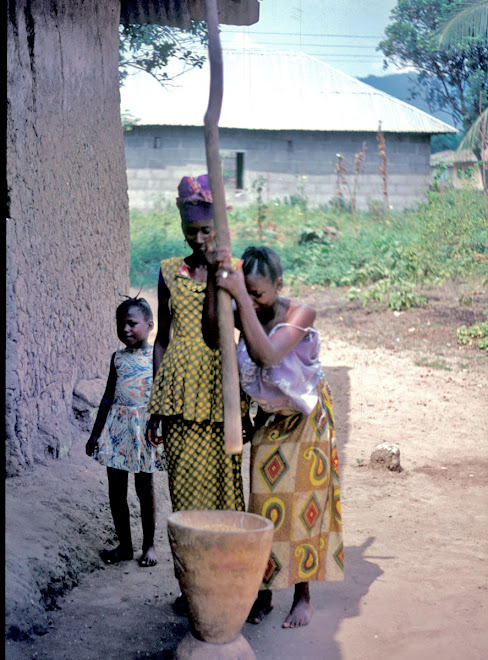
129, 206, 184, 290
457, 319, 488, 350
119, 23, 207, 89
414, 357, 453, 370
130, 187, 488, 331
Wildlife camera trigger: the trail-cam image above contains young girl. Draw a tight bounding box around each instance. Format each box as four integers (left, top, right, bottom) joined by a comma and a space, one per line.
205, 246, 344, 629
86, 296, 165, 567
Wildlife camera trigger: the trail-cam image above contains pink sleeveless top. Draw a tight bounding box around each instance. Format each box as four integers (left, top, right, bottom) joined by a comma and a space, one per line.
236, 323, 324, 415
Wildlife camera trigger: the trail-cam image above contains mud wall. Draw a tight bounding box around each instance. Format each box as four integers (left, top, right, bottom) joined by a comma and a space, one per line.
6, 0, 130, 476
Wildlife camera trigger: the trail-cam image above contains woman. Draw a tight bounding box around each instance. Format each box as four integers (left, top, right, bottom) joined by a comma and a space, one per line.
205, 245, 344, 629
146, 174, 244, 517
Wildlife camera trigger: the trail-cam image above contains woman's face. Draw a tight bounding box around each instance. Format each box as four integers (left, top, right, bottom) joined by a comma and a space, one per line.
182, 219, 215, 254
244, 273, 282, 317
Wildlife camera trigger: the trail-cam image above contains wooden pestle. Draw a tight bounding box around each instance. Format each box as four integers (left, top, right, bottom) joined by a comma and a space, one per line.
203, 0, 243, 454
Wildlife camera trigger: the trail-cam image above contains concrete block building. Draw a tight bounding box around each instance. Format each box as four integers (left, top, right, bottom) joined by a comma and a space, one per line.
121, 49, 457, 211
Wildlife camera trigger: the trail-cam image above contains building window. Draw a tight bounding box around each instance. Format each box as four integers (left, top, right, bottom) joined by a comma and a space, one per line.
236, 152, 244, 189
220, 151, 245, 189
287, 140, 293, 152
153, 137, 161, 149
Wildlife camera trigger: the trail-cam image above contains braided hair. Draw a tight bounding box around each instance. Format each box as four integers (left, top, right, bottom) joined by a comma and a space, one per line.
116, 295, 153, 323
241, 246, 283, 284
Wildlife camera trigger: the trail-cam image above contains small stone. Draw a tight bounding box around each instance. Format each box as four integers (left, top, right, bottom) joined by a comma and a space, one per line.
370, 443, 401, 472
73, 378, 106, 407
72, 378, 106, 431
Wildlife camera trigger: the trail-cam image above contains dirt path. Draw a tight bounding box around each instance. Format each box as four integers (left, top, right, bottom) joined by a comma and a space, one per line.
6, 285, 488, 659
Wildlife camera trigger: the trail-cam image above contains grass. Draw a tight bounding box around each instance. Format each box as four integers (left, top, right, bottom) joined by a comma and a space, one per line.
129, 206, 184, 290
130, 188, 488, 314
414, 357, 453, 371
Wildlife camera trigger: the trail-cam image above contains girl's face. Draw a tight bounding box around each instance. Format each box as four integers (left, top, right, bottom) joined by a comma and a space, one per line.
182, 219, 215, 255
117, 307, 153, 349
244, 273, 282, 317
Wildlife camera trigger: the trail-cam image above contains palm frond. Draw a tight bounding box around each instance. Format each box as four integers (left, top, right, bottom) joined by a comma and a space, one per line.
437, 0, 488, 46
458, 107, 488, 152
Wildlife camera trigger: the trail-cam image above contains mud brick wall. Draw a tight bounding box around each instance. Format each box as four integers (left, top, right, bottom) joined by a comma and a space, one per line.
7, 0, 130, 476
124, 126, 432, 211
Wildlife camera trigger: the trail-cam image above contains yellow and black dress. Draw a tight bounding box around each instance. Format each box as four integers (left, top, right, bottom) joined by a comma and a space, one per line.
147, 257, 244, 512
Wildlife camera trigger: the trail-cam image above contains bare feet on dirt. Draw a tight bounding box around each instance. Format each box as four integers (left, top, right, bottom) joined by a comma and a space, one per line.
138, 545, 158, 567
100, 545, 134, 565
247, 590, 274, 624
282, 598, 313, 628
282, 582, 313, 628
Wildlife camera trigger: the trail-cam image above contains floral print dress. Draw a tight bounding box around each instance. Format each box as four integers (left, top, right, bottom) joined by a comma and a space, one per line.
93, 347, 165, 473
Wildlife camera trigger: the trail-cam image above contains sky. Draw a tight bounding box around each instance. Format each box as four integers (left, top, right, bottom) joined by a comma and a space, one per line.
220, 0, 399, 79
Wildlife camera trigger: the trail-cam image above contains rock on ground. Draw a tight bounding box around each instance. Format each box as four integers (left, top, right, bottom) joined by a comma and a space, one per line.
370, 443, 401, 471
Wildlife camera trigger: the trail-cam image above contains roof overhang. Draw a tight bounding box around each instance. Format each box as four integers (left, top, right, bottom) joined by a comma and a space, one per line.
120, 0, 260, 27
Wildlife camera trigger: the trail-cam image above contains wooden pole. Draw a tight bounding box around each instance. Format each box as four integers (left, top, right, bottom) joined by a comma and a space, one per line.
204, 0, 243, 454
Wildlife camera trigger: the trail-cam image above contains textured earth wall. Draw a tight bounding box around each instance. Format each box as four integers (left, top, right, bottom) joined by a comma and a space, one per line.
6, 0, 130, 476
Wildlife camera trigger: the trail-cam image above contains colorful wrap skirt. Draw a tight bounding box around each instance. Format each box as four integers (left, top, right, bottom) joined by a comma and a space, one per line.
248, 380, 344, 590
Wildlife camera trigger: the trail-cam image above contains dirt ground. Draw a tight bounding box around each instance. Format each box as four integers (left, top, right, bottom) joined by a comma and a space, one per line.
5, 281, 488, 660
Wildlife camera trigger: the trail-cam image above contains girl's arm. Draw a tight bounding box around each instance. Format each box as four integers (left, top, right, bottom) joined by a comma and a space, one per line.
217, 268, 316, 368
147, 269, 172, 447
85, 354, 117, 456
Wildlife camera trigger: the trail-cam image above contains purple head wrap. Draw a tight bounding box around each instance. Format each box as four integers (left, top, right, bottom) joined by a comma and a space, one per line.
176, 174, 214, 223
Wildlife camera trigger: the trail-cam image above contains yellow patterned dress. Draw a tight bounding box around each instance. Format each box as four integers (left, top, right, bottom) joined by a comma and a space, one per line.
237, 324, 344, 589
147, 257, 244, 512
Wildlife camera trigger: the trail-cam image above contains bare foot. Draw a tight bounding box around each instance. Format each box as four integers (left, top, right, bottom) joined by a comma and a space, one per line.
282, 582, 313, 628
282, 599, 314, 628
139, 546, 158, 567
246, 590, 273, 624
100, 545, 133, 565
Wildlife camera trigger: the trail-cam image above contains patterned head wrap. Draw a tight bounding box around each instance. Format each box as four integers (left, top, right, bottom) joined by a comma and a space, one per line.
176, 174, 214, 223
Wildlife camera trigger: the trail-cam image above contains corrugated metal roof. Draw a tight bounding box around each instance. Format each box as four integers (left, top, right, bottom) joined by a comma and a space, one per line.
431, 149, 484, 165
120, 49, 457, 134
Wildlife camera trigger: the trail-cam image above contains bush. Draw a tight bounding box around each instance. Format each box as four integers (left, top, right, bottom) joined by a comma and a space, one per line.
130, 188, 488, 312
457, 322, 488, 350
408, 188, 488, 282
129, 205, 184, 289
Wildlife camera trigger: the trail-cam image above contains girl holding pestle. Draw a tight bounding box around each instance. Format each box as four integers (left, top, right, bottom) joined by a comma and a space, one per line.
203, 245, 344, 628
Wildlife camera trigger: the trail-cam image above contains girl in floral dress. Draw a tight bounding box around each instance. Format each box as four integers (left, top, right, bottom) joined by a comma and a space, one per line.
86, 297, 165, 567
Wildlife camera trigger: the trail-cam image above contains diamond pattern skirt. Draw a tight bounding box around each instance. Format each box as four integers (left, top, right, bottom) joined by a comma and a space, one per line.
248, 380, 344, 590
